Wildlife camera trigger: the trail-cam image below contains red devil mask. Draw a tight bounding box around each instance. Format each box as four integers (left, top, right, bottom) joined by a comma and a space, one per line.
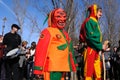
48, 8, 67, 29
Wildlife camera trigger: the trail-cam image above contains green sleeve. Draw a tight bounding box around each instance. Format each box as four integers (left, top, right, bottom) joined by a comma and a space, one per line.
85, 19, 102, 51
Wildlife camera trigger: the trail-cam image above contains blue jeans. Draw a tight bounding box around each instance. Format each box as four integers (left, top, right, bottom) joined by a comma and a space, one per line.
26, 61, 34, 80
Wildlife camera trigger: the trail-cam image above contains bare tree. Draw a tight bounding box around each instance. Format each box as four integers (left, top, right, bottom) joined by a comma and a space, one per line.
12, 0, 29, 36
26, 13, 41, 43
101, 0, 120, 46
11, 0, 42, 43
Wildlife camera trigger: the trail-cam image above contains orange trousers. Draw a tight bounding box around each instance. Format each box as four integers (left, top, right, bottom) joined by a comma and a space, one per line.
84, 47, 101, 80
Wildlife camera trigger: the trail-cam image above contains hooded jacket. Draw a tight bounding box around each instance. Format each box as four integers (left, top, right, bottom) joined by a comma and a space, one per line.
79, 4, 102, 51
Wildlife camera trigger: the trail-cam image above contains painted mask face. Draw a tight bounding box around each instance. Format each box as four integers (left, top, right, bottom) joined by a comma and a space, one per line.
52, 8, 67, 29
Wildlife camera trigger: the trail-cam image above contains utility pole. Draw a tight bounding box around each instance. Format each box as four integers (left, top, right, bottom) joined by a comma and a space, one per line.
2, 17, 7, 36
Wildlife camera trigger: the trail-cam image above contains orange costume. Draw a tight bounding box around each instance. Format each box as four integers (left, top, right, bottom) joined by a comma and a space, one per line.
34, 8, 77, 80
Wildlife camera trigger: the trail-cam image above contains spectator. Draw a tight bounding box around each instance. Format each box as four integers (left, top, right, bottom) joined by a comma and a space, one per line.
18, 41, 28, 80
111, 46, 118, 80
0, 35, 6, 80
115, 40, 120, 80
3, 24, 21, 80
26, 41, 36, 80
74, 44, 84, 80
103, 40, 111, 80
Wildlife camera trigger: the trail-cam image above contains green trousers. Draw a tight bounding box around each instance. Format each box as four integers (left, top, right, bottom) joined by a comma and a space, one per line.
50, 72, 63, 80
